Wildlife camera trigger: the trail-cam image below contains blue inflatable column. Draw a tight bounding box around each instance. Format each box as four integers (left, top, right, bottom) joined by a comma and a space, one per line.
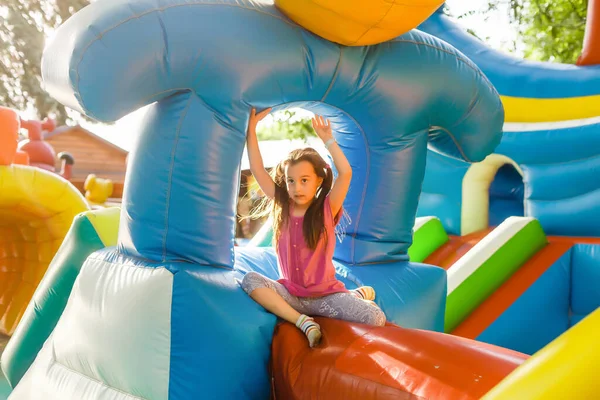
118, 92, 243, 267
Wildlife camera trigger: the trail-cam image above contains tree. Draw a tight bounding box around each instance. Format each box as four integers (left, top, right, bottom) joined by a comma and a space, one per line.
453, 0, 588, 64
0, 0, 89, 124
256, 110, 316, 142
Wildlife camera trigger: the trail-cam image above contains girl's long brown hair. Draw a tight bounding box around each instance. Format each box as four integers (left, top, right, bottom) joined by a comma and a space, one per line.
248, 148, 333, 249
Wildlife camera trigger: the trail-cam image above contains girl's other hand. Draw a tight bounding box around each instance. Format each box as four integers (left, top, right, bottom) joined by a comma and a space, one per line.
248, 107, 272, 135
311, 115, 333, 142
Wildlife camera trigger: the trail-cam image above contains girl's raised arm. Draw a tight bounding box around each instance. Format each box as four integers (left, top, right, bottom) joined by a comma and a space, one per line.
247, 107, 275, 199
312, 115, 352, 216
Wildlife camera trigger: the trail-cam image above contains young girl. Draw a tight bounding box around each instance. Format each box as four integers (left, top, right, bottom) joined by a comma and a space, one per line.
241, 107, 386, 348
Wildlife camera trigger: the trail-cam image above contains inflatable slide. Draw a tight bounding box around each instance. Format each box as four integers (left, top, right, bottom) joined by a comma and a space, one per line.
413, 5, 600, 353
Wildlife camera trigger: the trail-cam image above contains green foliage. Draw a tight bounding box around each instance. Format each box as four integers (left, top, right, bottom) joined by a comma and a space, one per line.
454, 0, 588, 64
515, 0, 587, 64
256, 110, 316, 142
0, 0, 89, 123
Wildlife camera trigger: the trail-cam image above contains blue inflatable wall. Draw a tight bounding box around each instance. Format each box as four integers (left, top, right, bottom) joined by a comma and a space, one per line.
30, 0, 503, 398
417, 8, 600, 237
499, 125, 600, 236
419, 8, 600, 100
476, 243, 600, 355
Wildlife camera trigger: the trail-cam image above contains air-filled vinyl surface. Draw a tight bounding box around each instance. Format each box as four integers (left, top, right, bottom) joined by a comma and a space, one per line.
0, 166, 88, 335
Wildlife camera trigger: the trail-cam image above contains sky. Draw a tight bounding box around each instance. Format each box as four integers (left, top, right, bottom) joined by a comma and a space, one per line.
79, 0, 518, 152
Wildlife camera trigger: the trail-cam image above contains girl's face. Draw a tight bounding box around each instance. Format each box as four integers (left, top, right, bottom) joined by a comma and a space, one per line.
285, 161, 323, 208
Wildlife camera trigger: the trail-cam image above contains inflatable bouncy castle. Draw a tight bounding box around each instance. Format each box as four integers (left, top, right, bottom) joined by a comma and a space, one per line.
1, 1, 598, 399
415, 6, 600, 345
0, 107, 89, 336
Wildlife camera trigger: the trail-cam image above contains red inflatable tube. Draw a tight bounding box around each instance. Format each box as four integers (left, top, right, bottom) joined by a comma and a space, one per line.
271, 318, 527, 400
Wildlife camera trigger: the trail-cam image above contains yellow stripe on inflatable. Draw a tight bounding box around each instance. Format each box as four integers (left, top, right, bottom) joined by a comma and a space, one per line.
0, 165, 88, 335
501, 95, 600, 123
84, 207, 121, 247
461, 154, 523, 235
482, 307, 600, 399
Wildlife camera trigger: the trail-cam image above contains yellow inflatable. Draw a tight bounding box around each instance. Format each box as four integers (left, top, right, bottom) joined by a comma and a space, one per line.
274, 0, 444, 46
461, 154, 523, 235
0, 106, 89, 335
482, 307, 600, 399
501, 94, 600, 123
84, 174, 114, 204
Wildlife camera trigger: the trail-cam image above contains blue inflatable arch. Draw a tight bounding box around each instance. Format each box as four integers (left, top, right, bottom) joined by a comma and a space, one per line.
43, 0, 503, 267
32, 0, 504, 398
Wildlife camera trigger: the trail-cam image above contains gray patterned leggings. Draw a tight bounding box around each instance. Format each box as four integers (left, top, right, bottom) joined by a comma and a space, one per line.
241, 271, 386, 326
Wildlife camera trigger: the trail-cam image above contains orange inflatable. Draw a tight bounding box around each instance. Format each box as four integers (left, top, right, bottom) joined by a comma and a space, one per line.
0, 108, 89, 335
13, 151, 30, 165
17, 118, 57, 171
271, 319, 528, 399
0, 107, 20, 165
15, 117, 75, 179
577, 0, 600, 66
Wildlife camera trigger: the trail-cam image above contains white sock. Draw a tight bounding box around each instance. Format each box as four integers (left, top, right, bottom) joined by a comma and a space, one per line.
296, 314, 322, 348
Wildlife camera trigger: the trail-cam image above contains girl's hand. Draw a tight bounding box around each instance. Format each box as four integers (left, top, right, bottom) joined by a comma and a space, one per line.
314, 113, 351, 217
311, 115, 333, 142
246, 107, 276, 199
248, 107, 272, 135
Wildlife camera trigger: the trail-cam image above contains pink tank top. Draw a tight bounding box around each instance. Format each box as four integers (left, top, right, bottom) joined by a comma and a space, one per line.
276, 196, 348, 297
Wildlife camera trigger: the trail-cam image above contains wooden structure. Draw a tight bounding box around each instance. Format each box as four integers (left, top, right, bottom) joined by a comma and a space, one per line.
45, 125, 128, 197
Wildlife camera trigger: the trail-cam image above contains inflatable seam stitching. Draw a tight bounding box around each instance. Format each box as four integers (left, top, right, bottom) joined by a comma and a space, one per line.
86, 254, 172, 270
389, 37, 500, 162
326, 105, 371, 265
389, 38, 497, 94
161, 94, 192, 262
428, 125, 470, 162
320, 47, 343, 102
157, 13, 171, 78
51, 358, 146, 400
524, 152, 600, 167
526, 186, 600, 202
450, 91, 479, 129
348, 1, 395, 45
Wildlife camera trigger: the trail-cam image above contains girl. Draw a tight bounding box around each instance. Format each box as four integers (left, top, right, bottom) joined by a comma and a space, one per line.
241, 107, 386, 348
